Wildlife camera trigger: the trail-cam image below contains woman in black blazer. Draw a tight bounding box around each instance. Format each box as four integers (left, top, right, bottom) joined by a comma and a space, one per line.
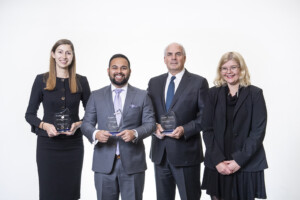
25, 39, 91, 200
202, 52, 268, 200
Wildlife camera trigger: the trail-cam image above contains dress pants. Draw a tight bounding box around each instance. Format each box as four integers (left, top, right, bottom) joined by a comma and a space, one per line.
94, 157, 145, 200
154, 153, 201, 200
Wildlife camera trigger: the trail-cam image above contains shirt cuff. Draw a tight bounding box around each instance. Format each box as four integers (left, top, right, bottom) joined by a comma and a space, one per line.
93, 130, 99, 145
132, 129, 138, 143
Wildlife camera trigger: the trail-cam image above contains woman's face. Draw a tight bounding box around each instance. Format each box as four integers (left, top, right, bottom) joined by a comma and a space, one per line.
51, 44, 73, 69
221, 59, 240, 86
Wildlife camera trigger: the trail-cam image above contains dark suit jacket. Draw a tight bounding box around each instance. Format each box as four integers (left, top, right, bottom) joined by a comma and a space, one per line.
81, 84, 156, 175
202, 85, 268, 172
147, 70, 209, 167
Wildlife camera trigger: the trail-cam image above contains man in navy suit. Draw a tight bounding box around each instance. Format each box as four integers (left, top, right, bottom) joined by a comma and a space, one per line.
147, 43, 209, 200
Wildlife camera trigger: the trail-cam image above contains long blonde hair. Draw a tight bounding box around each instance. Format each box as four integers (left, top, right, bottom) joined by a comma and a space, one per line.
214, 51, 251, 87
44, 39, 78, 93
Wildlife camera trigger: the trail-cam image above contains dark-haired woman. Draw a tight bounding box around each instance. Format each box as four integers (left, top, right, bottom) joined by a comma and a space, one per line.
25, 39, 91, 200
201, 52, 268, 200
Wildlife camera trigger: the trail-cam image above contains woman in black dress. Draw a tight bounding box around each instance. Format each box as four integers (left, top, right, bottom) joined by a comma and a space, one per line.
25, 39, 91, 200
202, 52, 268, 200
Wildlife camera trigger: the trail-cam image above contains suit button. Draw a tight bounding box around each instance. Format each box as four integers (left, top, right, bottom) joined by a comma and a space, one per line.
61, 106, 65, 109
61, 88, 65, 92
61, 97, 65, 100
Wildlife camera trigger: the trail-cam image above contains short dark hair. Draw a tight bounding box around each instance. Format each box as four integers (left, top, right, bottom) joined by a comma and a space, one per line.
109, 54, 130, 68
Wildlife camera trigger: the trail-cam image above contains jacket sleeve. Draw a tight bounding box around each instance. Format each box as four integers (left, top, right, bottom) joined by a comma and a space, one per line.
202, 88, 226, 166
232, 88, 267, 167
183, 78, 209, 140
134, 93, 156, 142
81, 92, 98, 143
80, 76, 91, 120
25, 75, 43, 134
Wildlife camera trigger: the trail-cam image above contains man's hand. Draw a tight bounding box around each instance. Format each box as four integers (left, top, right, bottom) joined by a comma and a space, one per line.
117, 130, 136, 142
165, 126, 184, 139
154, 123, 165, 139
95, 130, 112, 143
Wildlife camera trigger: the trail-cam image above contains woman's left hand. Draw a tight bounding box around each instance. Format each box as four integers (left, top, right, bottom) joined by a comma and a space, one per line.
61, 121, 82, 136
224, 160, 241, 174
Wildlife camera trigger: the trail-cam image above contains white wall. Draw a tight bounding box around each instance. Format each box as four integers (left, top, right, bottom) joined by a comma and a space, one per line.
0, 0, 299, 199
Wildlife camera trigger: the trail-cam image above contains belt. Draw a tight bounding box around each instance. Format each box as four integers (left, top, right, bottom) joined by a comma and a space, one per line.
116, 155, 121, 159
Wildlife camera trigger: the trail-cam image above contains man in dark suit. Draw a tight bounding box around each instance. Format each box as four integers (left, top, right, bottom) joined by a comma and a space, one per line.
147, 43, 209, 200
82, 54, 156, 200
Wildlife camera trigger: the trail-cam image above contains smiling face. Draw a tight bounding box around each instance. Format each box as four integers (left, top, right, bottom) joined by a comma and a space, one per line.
108, 57, 131, 88
164, 43, 186, 75
221, 59, 240, 86
51, 44, 73, 69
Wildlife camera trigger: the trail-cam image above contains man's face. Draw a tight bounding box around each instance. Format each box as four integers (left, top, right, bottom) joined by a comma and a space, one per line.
108, 57, 131, 87
164, 44, 186, 74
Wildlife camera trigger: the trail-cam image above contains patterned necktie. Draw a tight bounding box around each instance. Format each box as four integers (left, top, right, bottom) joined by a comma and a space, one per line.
166, 76, 176, 111
113, 88, 123, 156
114, 88, 123, 125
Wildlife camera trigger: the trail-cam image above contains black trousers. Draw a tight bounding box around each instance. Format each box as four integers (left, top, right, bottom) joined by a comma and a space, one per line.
154, 153, 201, 200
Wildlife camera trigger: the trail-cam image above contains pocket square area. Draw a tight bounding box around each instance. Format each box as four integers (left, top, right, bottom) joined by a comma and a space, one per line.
129, 104, 139, 108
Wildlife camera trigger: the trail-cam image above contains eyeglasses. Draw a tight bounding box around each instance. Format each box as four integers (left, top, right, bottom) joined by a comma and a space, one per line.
221, 65, 239, 72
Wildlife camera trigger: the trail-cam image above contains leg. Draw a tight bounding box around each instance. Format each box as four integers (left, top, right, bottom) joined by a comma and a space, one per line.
94, 160, 119, 200
170, 163, 201, 200
154, 156, 176, 200
118, 159, 145, 200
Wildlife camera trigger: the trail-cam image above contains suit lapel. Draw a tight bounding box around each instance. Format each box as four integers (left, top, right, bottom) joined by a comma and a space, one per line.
160, 74, 168, 113
105, 85, 115, 116
169, 70, 191, 110
218, 86, 227, 121
233, 86, 249, 118
121, 84, 137, 121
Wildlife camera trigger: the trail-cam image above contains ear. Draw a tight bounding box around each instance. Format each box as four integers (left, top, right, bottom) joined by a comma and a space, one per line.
107, 67, 110, 74
51, 51, 55, 59
164, 56, 167, 64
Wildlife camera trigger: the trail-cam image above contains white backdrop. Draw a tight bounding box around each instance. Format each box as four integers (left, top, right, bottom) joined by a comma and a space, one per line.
0, 0, 299, 199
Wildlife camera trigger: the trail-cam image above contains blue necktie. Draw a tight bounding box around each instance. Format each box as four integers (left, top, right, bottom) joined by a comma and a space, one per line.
166, 76, 176, 111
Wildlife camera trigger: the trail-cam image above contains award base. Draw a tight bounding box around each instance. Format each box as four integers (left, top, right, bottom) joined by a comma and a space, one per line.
109, 131, 120, 136
162, 129, 173, 134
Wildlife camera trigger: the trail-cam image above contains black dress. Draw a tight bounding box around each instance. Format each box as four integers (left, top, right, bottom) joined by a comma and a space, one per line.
25, 73, 91, 200
202, 87, 267, 200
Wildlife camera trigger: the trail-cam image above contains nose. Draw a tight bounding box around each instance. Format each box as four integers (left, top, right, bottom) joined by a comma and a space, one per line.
171, 54, 176, 60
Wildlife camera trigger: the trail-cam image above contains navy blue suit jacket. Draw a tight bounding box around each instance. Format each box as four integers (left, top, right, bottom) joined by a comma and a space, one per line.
148, 70, 209, 167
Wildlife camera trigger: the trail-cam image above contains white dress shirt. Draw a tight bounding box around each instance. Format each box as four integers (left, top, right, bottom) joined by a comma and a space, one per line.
164, 68, 185, 101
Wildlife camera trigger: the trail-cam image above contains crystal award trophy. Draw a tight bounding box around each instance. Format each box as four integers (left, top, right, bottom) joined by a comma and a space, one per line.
160, 111, 177, 134
54, 108, 71, 132
107, 116, 120, 136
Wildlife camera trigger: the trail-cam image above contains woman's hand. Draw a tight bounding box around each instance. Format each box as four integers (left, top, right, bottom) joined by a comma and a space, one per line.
224, 160, 241, 174
216, 162, 232, 175
61, 121, 82, 136
43, 123, 59, 137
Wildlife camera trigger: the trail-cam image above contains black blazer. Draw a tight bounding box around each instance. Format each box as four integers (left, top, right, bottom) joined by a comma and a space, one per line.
203, 85, 268, 172
25, 73, 91, 137
147, 70, 209, 167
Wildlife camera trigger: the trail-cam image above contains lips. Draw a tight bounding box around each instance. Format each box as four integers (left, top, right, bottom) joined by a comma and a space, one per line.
114, 73, 125, 81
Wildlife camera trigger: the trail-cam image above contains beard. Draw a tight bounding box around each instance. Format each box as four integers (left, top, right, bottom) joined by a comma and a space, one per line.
110, 73, 130, 86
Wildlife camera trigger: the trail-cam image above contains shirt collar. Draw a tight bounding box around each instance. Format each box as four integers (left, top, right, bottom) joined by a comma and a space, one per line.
111, 83, 128, 92
167, 68, 185, 80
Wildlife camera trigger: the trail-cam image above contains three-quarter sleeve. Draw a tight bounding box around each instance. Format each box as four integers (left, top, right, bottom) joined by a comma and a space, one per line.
25, 75, 44, 133
80, 76, 91, 109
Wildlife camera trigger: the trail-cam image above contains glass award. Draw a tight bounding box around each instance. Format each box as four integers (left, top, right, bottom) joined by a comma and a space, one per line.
107, 116, 120, 136
160, 111, 177, 134
54, 108, 71, 132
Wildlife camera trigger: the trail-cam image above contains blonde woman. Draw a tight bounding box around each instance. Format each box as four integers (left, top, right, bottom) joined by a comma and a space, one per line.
201, 52, 268, 200
25, 39, 91, 200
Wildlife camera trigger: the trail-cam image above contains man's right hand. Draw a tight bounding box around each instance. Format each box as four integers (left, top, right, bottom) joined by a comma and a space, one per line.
95, 130, 112, 143
154, 123, 165, 139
